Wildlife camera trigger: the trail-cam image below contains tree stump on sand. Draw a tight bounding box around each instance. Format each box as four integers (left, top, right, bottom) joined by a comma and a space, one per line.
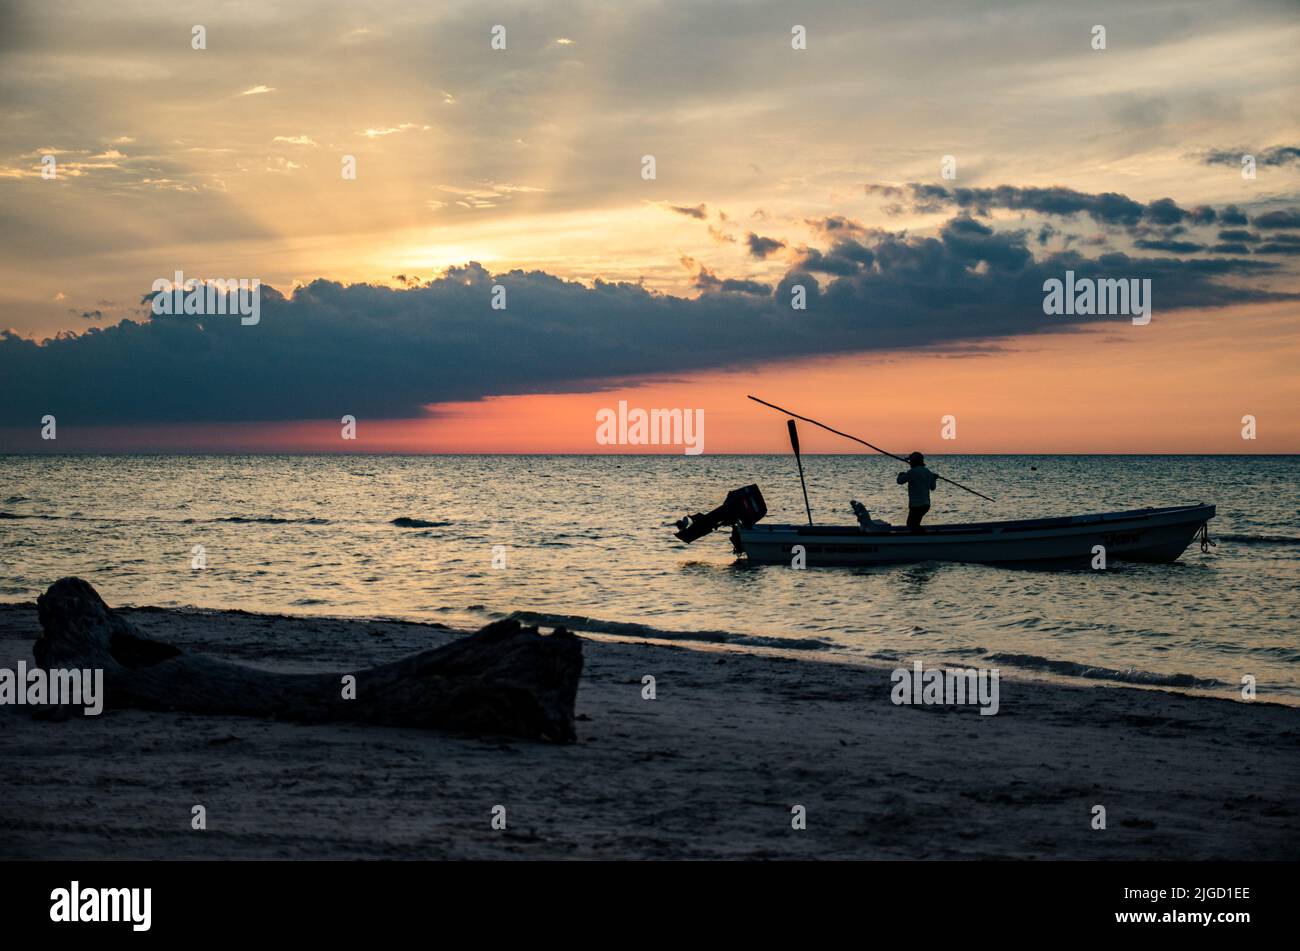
33, 577, 584, 742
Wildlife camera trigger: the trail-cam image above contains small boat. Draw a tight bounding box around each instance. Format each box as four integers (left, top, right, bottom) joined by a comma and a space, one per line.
674, 486, 1216, 566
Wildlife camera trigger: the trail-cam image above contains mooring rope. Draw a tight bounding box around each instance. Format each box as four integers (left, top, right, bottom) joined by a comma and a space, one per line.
1198, 522, 1217, 553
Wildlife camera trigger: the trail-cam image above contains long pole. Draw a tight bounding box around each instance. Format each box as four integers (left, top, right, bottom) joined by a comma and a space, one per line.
787, 419, 814, 526
749, 395, 996, 503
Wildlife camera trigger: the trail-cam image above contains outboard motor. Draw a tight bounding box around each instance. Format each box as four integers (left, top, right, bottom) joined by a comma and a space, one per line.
674, 484, 767, 543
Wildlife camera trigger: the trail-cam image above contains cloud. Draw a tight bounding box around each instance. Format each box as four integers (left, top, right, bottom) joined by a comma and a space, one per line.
869, 182, 1152, 226
746, 233, 786, 258
273, 135, 318, 146
935, 216, 1031, 270
1255, 234, 1300, 255
1142, 198, 1187, 226
1134, 238, 1204, 253
361, 123, 430, 138
662, 203, 739, 242
806, 215, 869, 238
266, 157, 303, 173
1199, 145, 1300, 167
1252, 208, 1300, 229
663, 202, 708, 219
866, 184, 1300, 255
680, 255, 769, 295
1219, 205, 1249, 226
239, 85, 275, 96
3, 216, 1290, 427
436, 181, 546, 209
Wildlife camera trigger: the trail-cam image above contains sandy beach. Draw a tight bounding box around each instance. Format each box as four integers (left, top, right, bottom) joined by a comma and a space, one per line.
1, 598, 1295, 861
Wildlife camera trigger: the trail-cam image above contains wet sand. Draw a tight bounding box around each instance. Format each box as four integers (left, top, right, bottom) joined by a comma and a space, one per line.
0, 600, 1296, 860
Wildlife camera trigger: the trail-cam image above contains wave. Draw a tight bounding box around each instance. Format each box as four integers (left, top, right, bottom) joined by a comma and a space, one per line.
983, 652, 1224, 689
3, 511, 333, 525
391, 517, 450, 528
505, 610, 832, 651
216, 516, 330, 525
1216, 533, 1300, 546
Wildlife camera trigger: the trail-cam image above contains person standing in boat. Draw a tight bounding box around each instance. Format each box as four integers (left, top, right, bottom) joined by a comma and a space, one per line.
897, 451, 938, 533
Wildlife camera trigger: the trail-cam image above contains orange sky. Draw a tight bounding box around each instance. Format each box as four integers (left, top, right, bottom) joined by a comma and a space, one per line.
13, 301, 1295, 454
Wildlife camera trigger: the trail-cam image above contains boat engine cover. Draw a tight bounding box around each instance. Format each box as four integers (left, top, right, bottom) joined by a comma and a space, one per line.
674, 484, 767, 543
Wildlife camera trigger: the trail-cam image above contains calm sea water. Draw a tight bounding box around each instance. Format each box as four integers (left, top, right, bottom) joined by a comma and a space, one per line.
2, 454, 1297, 702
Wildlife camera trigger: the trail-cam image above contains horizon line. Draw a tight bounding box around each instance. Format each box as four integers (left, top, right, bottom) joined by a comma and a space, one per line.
3, 451, 1297, 458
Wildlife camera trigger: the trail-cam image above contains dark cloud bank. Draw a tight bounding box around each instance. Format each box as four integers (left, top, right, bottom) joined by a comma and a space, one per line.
866, 183, 1300, 236
2, 193, 1296, 426
1199, 145, 1300, 168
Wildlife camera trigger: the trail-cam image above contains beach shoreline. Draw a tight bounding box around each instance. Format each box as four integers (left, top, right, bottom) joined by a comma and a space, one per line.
1, 599, 1296, 860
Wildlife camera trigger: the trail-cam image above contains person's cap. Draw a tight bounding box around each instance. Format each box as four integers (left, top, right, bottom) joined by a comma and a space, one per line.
907, 451, 925, 465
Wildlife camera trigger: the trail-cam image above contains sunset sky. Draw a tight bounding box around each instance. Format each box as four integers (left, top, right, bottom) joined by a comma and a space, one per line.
1, 0, 1297, 452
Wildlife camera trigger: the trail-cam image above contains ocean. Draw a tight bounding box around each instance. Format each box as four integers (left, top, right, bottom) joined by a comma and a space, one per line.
2, 454, 1297, 703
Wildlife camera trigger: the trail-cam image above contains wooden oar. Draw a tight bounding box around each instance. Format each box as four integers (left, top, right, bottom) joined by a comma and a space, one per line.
748, 395, 996, 503
787, 419, 814, 526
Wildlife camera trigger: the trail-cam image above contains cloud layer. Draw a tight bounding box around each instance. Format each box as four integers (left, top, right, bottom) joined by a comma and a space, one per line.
3, 201, 1292, 425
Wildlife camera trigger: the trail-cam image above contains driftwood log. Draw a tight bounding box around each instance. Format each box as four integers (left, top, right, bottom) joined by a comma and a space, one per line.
33, 577, 583, 742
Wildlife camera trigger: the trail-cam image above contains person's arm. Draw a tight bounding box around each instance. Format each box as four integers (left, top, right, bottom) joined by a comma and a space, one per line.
897, 471, 909, 485
929, 472, 938, 490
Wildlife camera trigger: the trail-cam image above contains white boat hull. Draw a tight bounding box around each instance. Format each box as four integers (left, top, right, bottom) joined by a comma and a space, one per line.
732, 505, 1215, 566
